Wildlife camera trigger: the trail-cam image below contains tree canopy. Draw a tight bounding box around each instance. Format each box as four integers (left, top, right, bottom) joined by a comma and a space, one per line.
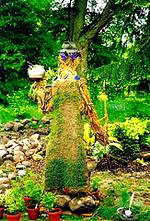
0, 0, 149, 103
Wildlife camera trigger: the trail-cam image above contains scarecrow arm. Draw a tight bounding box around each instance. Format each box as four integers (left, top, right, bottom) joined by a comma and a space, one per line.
79, 79, 109, 146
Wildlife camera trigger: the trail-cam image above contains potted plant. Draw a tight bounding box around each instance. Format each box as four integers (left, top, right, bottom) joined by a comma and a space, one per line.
5, 187, 25, 221
0, 193, 5, 219
41, 192, 62, 221
90, 177, 101, 199
23, 179, 42, 220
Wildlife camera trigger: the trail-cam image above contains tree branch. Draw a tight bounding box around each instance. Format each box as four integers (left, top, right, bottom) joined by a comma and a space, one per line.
79, 0, 127, 46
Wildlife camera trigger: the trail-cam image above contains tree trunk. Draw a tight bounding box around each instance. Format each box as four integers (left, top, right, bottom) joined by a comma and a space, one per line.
69, 0, 127, 76
78, 44, 88, 76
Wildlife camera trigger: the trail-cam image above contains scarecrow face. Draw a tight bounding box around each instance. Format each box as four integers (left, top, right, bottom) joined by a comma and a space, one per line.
57, 42, 81, 80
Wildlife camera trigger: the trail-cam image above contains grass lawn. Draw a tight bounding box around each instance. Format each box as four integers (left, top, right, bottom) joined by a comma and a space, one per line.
94, 94, 150, 123
0, 93, 149, 125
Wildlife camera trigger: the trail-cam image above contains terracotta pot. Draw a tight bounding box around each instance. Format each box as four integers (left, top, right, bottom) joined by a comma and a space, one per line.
47, 208, 62, 221
0, 207, 4, 219
27, 207, 40, 220
24, 197, 33, 207
5, 212, 21, 221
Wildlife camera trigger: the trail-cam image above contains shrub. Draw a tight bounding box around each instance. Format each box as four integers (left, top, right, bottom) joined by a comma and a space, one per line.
41, 192, 56, 211
109, 118, 150, 160
5, 187, 25, 214
0, 193, 5, 207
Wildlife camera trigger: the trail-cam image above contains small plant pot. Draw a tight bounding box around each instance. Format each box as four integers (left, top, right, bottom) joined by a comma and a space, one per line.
27, 207, 40, 220
0, 207, 5, 219
24, 197, 33, 207
5, 212, 21, 221
47, 208, 62, 221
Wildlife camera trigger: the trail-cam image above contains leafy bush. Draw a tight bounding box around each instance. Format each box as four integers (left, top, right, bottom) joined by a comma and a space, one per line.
5, 186, 25, 214
41, 192, 56, 211
0, 193, 5, 207
109, 118, 150, 160
90, 142, 109, 159
90, 176, 101, 191
23, 179, 42, 204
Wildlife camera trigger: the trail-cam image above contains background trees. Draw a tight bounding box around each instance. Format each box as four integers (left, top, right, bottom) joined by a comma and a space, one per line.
0, 0, 149, 105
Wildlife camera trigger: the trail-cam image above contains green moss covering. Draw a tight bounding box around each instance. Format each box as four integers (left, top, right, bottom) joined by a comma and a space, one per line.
45, 80, 87, 189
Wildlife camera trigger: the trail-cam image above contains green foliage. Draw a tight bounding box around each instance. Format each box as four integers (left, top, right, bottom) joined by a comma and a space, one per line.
88, 3, 149, 99
0, 193, 5, 207
95, 205, 120, 220
90, 176, 101, 191
14, 170, 43, 204
119, 190, 130, 208
109, 118, 150, 160
45, 158, 86, 189
41, 192, 56, 211
0, 0, 63, 104
5, 186, 25, 214
91, 142, 109, 159
133, 205, 150, 221
110, 118, 150, 140
23, 179, 42, 203
94, 94, 150, 124
45, 82, 86, 189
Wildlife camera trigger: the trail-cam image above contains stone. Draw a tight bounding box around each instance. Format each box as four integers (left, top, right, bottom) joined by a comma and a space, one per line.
30, 140, 39, 149
0, 183, 10, 190
13, 145, 23, 152
13, 151, 25, 162
7, 147, 14, 154
2, 160, 15, 170
4, 122, 14, 131
0, 137, 9, 145
5, 140, 17, 148
22, 161, 31, 167
16, 164, 26, 170
56, 195, 71, 208
8, 172, 16, 180
13, 122, 24, 132
0, 149, 8, 158
0, 177, 9, 185
3, 154, 13, 161
32, 117, 39, 122
18, 170, 26, 176
69, 196, 97, 213
30, 133, 40, 140
25, 149, 35, 157
0, 145, 6, 150
21, 138, 31, 146
2, 173, 7, 177
21, 119, 30, 125
32, 154, 43, 161
42, 116, 50, 124
0, 156, 3, 165
22, 145, 30, 152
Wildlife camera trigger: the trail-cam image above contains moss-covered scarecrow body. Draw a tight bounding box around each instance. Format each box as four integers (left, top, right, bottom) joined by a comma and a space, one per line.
29, 42, 108, 190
